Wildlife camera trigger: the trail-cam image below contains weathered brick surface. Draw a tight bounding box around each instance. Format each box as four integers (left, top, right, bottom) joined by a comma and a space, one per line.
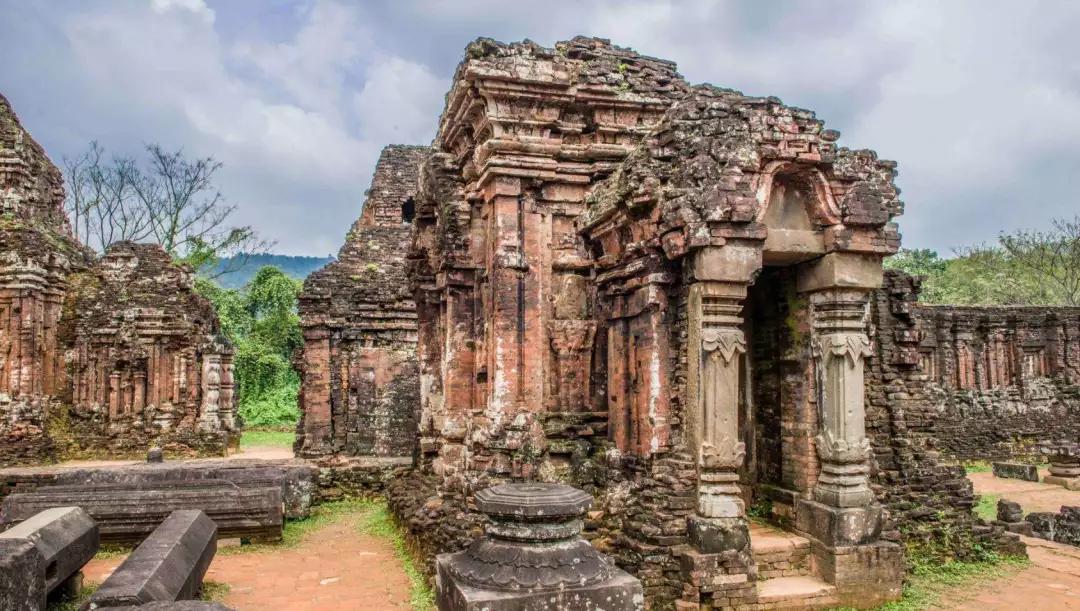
0, 94, 93, 466
296, 145, 429, 459
401, 36, 910, 609
0, 95, 237, 464
61, 242, 238, 456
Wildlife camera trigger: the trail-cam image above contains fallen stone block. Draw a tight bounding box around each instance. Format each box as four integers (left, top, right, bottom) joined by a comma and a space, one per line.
991, 462, 1038, 482
0, 506, 99, 597
0, 538, 45, 610
87, 510, 217, 609
1, 480, 282, 544
993, 499, 1034, 536
0, 459, 315, 519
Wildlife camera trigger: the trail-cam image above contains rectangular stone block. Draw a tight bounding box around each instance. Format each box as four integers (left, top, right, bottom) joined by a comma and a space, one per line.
0, 459, 315, 519
2, 480, 282, 544
0, 538, 45, 610
795, 499, 882, 547
0, 506, 99, 595
992, 462, 1039, 482
88, 510, 217, 608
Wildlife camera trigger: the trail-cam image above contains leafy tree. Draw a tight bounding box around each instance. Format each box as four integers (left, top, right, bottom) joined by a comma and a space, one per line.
998, 215, 1080, 306
884, 248, 950, 302
197, 266, 302, 427
885, 216, 1080, 306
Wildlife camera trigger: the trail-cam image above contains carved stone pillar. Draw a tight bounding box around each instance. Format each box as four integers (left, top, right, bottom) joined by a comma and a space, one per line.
686, 246, 759, 555
219, 355, 236, 431
199, 354, 222, 431
809, 288, 874, 508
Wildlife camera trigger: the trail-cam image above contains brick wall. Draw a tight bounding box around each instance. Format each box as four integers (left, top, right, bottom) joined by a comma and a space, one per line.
296, 145, 430, 459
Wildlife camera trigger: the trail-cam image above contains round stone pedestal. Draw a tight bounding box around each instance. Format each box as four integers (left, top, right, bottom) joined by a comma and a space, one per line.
1042, 442, 1080, 490
435, 483, 643, 610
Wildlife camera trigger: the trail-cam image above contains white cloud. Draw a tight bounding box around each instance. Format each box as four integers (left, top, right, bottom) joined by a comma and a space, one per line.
353, 56, 445, 145
3, 0, 1079, 254
150, 0, 215, 24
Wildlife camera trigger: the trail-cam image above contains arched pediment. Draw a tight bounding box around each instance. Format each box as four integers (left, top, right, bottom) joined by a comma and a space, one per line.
756, 162, 840, 265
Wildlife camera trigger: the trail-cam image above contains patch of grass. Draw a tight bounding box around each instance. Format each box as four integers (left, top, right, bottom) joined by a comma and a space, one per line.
200, 580, 231, 602
46, 582, 97, 611
361, 503, 434, 611
218, 497, 376, 555
240, 429, 296, 449
93, 543, 134, 560
963, 461, 993, 474
974, 493, 1000, 522
879, 554, 1028, 610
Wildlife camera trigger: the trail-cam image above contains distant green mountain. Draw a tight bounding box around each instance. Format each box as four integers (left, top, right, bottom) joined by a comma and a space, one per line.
205, 253, 335, 289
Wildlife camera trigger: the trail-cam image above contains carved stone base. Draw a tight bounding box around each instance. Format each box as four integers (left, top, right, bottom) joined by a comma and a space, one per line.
795, 499, 882, 547
687, 515, 751, 555
435, 556, 643, 611
810, 540, 904, 609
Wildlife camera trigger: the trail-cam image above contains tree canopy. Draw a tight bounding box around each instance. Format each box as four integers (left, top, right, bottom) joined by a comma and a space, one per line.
197, 266, 302, 427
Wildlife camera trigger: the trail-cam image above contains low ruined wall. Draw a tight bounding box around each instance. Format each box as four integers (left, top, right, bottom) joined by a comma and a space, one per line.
868, 272, 1014, 550
911, 302, 1080, 461
876, 271, 1080, 463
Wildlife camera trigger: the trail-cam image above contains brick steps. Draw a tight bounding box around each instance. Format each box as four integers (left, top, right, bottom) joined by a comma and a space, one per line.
750, 522, 811, 579
756, 575, 838, 608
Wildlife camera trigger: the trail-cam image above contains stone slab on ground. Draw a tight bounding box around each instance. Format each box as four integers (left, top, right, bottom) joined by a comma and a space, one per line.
993, 462, 1039, 482
0, 458, 315, 519
1, 480, 282, 544
0, 537, 45, 610
81, 508, 413, 610
0, 506, 99, 594
88, 510, 217, 609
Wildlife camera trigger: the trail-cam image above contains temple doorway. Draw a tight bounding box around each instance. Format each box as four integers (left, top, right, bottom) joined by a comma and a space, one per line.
741, 265, 813, 520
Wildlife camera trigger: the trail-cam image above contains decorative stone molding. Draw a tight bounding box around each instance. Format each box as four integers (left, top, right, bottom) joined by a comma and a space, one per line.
436, 483, 643, 609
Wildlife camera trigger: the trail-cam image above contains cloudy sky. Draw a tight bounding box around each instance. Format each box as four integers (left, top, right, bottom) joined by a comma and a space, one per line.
2, 0, 1078, 256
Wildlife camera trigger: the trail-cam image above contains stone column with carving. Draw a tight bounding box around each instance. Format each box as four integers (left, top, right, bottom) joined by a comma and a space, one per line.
683, 246, 761, 567
219, 355, 236, 431
809, 288, 874, 509
794, 253, 895, 556
689, 281, 750, 551
199, 354, 222, 431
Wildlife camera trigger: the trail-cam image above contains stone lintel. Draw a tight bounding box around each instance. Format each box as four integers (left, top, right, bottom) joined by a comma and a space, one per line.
0, 538, 45, 610
689, 244, 762, 284
796, 252, 883, 293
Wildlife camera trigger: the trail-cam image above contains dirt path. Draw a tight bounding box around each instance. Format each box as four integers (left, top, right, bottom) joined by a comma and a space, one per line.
53, 444, 293, 469
944, 471, 1080, 609
947, 536, 1080, 609
969, 469, 1077, 514
82, 511, 413, 610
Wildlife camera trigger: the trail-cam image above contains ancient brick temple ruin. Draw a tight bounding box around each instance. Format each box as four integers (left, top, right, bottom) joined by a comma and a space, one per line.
0, 95, 237, 466
296, 145, 429, 459
880, 272, 1080, 461
0, 94, 93, 465
61, 241, 238, 455
387, 36, 1035, 609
